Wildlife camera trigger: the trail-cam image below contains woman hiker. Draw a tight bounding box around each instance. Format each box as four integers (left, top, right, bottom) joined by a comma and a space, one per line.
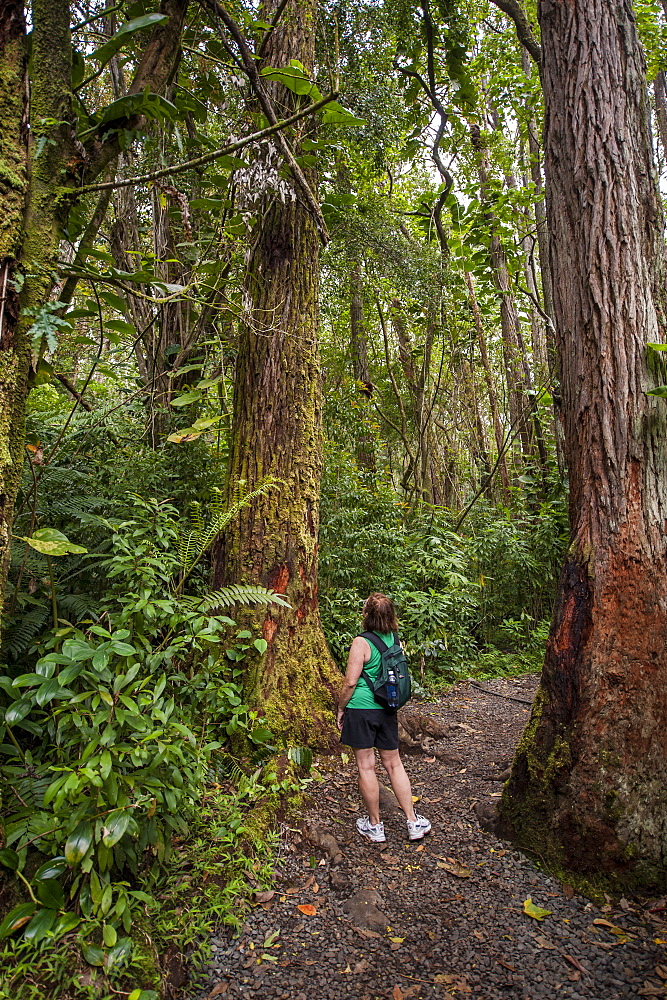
336, 592, 431, 843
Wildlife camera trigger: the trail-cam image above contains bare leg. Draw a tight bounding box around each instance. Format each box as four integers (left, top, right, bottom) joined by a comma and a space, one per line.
379, 748, 417, 822
354, 747, 380, 825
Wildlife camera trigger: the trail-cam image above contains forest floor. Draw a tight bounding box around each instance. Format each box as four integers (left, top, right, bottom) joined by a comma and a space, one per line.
194, 674, 667, 1000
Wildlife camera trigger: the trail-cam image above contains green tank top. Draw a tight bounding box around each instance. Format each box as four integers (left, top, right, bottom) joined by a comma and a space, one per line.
346, 632, 395, 710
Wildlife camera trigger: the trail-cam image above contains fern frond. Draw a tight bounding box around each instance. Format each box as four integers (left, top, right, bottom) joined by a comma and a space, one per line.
2, 606, 50, 660
180, 584, 290, 613
175, 478, 281, 585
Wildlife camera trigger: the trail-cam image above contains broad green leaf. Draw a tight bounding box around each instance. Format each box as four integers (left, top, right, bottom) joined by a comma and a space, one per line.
102, 809, 131, 848
253, 638, 268, 654
35, 678, 66, 707
170, 391, 202, 407
17, 528, 87, 557
65, 821, 93, 864
53, 912, 81, 937
37, 878, 65, 910
646, 385, 667, 397
92, 13, 169, 66
103, 923, 117, 947
81, 941, 105, 966
0, 902, 36, 938
321, 102, 366, 126
5, 699, 32, 725
0, 848, 19, 871
647, 342, 667, 351
34, 857, 67, 881
62, 638, 96, 661
523, 897, 552, 921
107, 935, 132, 968
24, 907, 57, 943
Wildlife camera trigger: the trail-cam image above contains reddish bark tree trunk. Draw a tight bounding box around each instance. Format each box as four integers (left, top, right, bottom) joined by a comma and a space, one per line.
499, 0, 667, 888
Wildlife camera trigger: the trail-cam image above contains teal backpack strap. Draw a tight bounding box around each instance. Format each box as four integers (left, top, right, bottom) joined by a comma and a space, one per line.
358, 632, 387, 699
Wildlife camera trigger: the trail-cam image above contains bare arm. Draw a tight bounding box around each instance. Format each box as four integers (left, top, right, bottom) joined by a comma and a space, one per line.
336, 636, 370, 729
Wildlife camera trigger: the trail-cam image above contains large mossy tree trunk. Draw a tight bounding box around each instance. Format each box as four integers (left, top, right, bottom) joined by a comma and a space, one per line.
213, 0, 339, 742
0, 0, 187, 622
498, 0, 667, 890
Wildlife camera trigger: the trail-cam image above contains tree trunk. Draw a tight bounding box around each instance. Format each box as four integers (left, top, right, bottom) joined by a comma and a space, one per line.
350, 264, 375, 474
465, 271, 510, 499
0, 0, 188, 623
213, 0, 338, 741
499, 0, 667, 889
471, 124, 533, 468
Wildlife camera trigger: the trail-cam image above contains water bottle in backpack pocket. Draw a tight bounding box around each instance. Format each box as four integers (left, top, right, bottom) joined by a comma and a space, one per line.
359, 631, 412, 710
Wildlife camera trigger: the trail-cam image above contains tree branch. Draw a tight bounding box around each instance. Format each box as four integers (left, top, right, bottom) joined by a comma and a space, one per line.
81, 0, 190, 184
488, 0, 542, 65
71, 92, 338, 195
198, 0, 329, 243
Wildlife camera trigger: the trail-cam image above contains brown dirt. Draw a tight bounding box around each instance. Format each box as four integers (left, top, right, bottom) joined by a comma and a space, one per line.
194, 675, 667, 999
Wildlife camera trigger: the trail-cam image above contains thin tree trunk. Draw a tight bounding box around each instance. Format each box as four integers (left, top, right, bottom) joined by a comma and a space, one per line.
465, 271, 510, 499
499, 0, 667, 887
472, 125, 532, 466
213, 0, 338, 740
350, 264, 375, 474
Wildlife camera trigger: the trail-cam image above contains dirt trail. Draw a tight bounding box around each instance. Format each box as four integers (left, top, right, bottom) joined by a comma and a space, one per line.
195, 675, 667, 1000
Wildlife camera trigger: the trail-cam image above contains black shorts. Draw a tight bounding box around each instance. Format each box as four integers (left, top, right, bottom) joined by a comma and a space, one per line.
340, 707, 399, 750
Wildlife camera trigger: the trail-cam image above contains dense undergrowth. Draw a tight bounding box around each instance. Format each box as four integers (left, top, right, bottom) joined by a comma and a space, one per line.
318, 449, 567, 683
0, 392, 566, 998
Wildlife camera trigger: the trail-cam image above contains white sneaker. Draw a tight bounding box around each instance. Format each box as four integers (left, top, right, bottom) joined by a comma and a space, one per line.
407, 813, 431, 840
356, 816, 386, 843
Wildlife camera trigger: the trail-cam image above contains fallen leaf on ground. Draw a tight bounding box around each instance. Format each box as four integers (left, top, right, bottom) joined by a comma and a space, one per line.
424, 757, 436, 763
567, 971, 581, 982
437, 859, 472, 878
389, 936, 405, 944
593, 918, 616, 928
656, 966, 667, 980
563, 884, 575, 899
563, 954, 589, 975
207, 985, 228, 998
380, 854, 400, 864
523, 897, 552, 921
254, 890, 275, 903
415, 844, 425, 852
534, 934, 556, 950
496, 958, 516, 972
353, 960, 370, 974
303, 876, 315, 888
312, 882, 319, 893
354, 926, 381, 939
297, 904, 317, 916
284, 887, 300, 895
638, 982, 667, 997
433, 975, 456, 985
412, 796, 420, 803
393, 986, 404, 1000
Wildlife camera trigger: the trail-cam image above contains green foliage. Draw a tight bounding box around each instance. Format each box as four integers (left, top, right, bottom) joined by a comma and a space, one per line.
318, 456, 565, 681
0, 493, 285, 993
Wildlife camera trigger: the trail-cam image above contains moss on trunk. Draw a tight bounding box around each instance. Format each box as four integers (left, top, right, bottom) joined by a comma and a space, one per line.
214, 0, 339, 744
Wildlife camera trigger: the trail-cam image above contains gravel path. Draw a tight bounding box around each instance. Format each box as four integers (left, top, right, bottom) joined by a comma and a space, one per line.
194, 675, 667, 1000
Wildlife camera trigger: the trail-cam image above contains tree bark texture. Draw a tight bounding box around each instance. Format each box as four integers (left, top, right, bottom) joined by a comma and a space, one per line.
0, 0, 28, 588
499, 0, 667, 888
0, 0, 188, 622
350, 265, 375, 473
214, 0, 339, 741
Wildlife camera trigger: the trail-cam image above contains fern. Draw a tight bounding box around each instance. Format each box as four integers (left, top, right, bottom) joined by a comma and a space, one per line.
176, 478, 280, 590
180, 584, 290, 613
3, 605, 50, 660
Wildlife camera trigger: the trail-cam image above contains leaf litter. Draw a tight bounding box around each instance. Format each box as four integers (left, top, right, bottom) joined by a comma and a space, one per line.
195, 675, 667, 1000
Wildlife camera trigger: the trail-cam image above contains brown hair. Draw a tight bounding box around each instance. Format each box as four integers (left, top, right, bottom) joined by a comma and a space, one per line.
362, 593, 398, 634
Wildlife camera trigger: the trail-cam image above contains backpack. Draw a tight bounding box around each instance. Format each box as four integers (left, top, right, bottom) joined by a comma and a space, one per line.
359, 631, 412, 710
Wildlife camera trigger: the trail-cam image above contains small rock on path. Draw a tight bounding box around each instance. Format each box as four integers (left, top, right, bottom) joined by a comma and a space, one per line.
194, 674, 667, 1000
